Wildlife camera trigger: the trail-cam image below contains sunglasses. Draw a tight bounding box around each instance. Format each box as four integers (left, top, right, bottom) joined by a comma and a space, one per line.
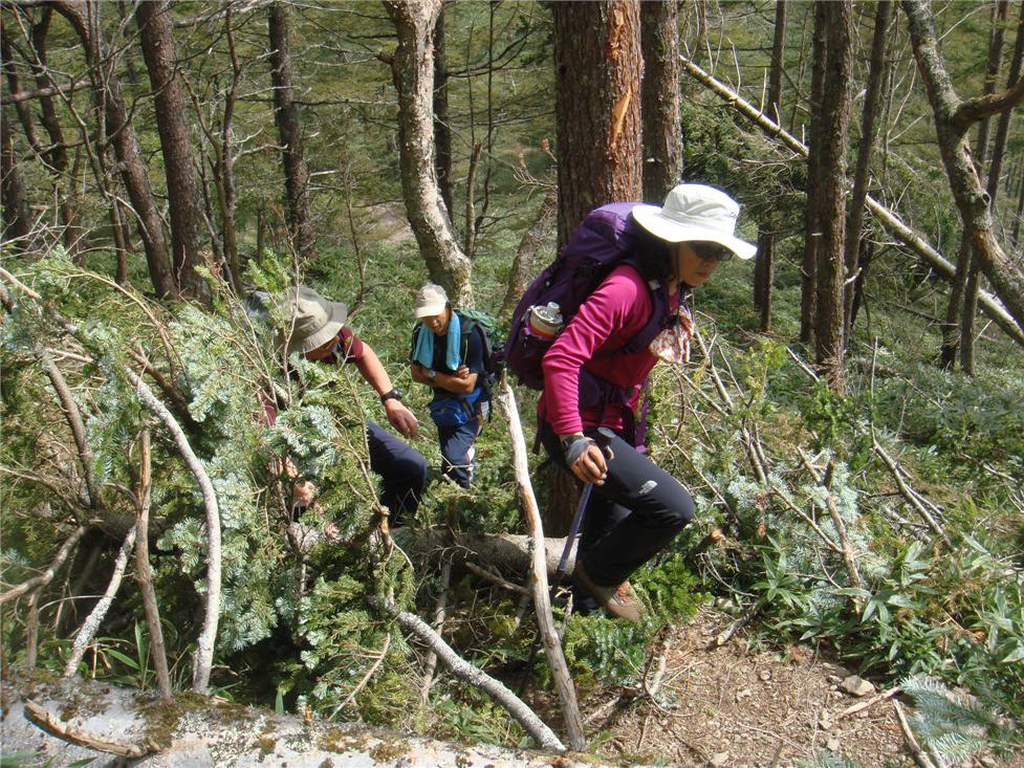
689, 242, 734, 262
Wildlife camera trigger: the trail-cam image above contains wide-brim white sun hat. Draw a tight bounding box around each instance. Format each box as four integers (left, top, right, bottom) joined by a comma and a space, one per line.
280, 284, 348, 355
632, 183, 757, 260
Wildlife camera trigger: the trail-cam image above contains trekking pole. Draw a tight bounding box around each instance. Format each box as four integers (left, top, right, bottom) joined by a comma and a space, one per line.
556, 427, 615, 576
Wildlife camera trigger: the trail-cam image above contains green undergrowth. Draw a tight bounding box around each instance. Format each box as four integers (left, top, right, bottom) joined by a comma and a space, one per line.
3, 222, 1023, 762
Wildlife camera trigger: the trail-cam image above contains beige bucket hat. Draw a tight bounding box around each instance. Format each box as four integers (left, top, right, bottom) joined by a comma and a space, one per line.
280, 284, 348, 355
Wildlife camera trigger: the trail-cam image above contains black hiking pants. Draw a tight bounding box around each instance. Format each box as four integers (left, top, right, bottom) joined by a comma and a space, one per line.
542, 424, 695, 588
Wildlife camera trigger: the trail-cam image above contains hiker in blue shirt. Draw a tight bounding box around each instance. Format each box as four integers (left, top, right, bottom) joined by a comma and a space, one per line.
409, 283, 488, 488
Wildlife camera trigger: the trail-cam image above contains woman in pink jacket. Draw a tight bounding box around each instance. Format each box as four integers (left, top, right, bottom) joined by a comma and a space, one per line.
541, 184, 756, 621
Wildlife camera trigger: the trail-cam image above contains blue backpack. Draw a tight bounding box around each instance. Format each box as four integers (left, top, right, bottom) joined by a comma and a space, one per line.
504, 202, 671, 393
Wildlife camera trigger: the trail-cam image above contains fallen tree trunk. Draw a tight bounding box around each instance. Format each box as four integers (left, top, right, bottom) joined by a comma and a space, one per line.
1, 677, 640, 768
295, 523, 577, 576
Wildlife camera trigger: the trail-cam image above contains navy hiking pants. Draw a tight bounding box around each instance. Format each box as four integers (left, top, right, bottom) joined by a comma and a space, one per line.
367, 420, 426, 525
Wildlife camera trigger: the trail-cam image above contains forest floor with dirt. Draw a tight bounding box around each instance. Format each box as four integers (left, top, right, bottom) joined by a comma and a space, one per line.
534, 608, 1021, 768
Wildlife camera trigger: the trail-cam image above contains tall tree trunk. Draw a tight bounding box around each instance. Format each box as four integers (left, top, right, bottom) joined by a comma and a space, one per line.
383, 0, 473, 304
942, 0, 1009, 369
433, 4, 454, 219
1, 110, 34, 250
754, 0, 787, 332
135, 0, 208, 301
961, 0, 1024, 374
902, 0, 1024, 340
553, 0, 643, 245
813, 0, 853, 393
640, 0, 681, 202
501, 185, 558, 315
549, 0, 642, 533
268, 1, 315, 260
800, 2, 826, 348
49, 0, 176, 299
1013, 163, 1024, 250
1, 26, 42, 154
844, 0, 893, 340
29, 9, 84, 260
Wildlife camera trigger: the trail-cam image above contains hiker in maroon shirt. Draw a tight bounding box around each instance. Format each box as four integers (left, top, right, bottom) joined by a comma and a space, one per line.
275, 285, 427, 525
540, 184, 756, 621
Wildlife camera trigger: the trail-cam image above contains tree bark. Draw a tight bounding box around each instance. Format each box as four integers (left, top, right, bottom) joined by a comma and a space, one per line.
800, 2, 826, 348
136, 0, 208, 301
678, 55, 1024, 350
845, 0, 893, 339
501, 185, 558, 314
942, 0, 1009, 369
1, 110, 34, 250
961, 0, 1024, 374
552, 0, 643, 247
48, 0, 177, 299
268, 1, 316, 260
813, 0, 853, 393
640, 0, 681, 202
902, 0, 1024, 340
550, 0, 643, 528
433, 4, 454, 217
27, 9, 84, 259
754, 0, 787, 331
384, 0, 473, 304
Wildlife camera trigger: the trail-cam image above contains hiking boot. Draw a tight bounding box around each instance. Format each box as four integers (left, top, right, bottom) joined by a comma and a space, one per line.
572, 560, 643, 622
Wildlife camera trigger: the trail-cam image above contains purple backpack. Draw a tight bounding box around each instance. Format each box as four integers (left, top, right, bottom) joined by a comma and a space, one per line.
504, 202, 670, 393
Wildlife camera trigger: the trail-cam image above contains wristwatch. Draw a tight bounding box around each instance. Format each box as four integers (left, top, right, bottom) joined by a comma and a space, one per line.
381, 388, 403, 404
426, 368, 437, 380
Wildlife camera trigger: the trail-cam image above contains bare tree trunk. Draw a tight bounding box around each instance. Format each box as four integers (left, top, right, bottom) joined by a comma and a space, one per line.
49, 0, 177, 299
800, 3, 826, 348
754, 0, 787, 332
961, 0, 1024, 374
1, 25, 42, 153
433, 4, 454, 218
135, 430, 172, 700
131, 373, 221, 695
268, 1, 315, 259
1013, 163, 1024, 250
383, 0, 473, 304
549, 0, 643, 527
943, 0, 1009, 370
679, 55, 1024, 350
1, 111, 34, 250
641, 0, 681, 202
845, 0, 893, 339
26, 9, 84, 260
553, 0, 643, 246
813, 1, 853, 393
136, 0, 208, 301
902, 0, 1024, 340
501, 185, 558, 314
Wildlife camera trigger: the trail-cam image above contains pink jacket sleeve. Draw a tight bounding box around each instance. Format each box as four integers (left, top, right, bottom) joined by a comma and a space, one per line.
541, 268, 646, 436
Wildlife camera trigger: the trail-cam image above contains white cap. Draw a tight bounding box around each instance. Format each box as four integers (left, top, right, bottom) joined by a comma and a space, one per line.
632, 183, 757, 260
414, 283, 449, 318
